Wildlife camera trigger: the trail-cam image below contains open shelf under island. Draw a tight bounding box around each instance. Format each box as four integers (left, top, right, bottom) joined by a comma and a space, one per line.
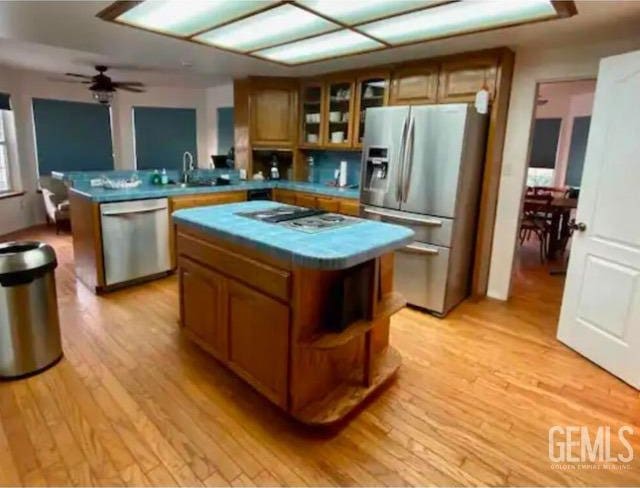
172, 201, 414, 426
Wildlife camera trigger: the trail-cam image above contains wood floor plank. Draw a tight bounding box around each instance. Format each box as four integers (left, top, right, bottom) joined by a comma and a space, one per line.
1, 226, 638, 486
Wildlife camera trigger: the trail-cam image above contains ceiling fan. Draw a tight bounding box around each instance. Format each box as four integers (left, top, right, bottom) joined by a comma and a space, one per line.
61, 65, 145, 105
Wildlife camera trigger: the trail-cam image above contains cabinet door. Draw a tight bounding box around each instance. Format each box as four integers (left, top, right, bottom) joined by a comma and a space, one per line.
300, 82, 324, 148
250, 85, 297, 147
437, 57, 498, 103
226, 279, 289, 408
316, 196, 340, 212
324, 79, 355, 148
171, 191, 246, 212
180, 258, 228, 361
338, 199, 360, 217
354, 73, 389, 148
295, 193, 317, 209
274, 189, 297, 205
389, 65, 439, 105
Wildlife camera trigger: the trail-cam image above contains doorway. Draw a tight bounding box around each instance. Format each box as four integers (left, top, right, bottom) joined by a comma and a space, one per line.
512, 79, 596, 319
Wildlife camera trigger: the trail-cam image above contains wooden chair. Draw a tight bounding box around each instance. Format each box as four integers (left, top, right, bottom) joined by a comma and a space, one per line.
520, 194, 553, 263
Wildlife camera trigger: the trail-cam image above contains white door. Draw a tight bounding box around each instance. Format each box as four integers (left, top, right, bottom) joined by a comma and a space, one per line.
557, 50, 640, 389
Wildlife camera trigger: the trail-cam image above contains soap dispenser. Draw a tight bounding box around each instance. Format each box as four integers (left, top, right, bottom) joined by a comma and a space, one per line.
269, 155, 280, 180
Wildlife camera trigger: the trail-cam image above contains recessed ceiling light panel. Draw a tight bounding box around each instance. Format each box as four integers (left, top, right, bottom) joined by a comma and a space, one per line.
358, 0, 557, 45
298, 0, 441, 25
254, 30, 383, 65
118, 0, 273, 36
194, 4, 339, 52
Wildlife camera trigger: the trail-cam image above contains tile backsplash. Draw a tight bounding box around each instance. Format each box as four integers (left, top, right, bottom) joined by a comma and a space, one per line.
304, 150, 362, 186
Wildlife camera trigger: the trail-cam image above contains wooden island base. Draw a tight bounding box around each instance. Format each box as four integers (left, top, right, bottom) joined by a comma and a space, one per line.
176, 224, 405, 426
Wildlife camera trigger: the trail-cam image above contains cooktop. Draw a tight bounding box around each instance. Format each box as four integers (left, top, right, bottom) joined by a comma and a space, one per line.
237, 205, 360, 233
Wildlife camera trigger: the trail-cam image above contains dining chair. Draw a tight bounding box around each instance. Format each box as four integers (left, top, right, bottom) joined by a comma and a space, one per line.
520, 194, 554, 263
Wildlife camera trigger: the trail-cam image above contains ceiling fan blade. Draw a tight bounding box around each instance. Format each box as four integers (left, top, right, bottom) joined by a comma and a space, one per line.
48, 77, 91, 84
112, 81, 145, 86
116, 86, 146, 93
65, 73, 94, 79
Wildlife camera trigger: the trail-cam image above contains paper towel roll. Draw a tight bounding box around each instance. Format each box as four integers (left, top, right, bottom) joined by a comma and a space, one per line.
339, 160, 348, 187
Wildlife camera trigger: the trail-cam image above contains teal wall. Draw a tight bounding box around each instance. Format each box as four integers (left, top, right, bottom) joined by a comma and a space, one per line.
305, 150, 362, 186
32, 98, 114, 175
133, 106, 197, 170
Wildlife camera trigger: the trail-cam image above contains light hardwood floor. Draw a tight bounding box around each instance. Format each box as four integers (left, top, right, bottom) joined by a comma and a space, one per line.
1, 226, 639, 486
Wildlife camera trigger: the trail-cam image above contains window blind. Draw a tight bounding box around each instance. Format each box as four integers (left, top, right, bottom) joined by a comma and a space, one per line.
0, 93, 10, 111
32, 98, 114, 175
133, 106, 197, 170
529, 118, 562, 169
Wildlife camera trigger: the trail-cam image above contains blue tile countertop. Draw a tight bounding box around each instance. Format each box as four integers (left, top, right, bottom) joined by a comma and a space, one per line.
173, 201, 414, 270
70, 180, 360, 203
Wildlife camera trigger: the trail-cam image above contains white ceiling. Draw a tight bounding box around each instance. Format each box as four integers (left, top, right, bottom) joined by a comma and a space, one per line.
0, 1, 639, 87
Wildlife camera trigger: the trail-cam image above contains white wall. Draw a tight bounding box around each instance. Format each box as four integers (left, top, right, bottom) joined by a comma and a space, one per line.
0, 65, 233, 235
487, 38, 640, 300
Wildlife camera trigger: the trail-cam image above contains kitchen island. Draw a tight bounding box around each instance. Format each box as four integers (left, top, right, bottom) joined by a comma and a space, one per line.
173, 201, 413, 425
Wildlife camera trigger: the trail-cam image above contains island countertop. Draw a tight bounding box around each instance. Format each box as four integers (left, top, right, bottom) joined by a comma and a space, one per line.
172, 201, 414, 270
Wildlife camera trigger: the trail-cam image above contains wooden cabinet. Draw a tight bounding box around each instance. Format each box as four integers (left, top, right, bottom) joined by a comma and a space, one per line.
354, 72, 389, 147
316, 196, 340, 212
180, 258, 228, 361
338, 199, 360, 217
273, 189, 297, 205
437, 57, 498, 103
170, 191, 246, 212
226, 279, 289, 407
299, 81, 324, 148
324, 78, 355, 148
389, 65, 439, 105
295, 193, 317, 209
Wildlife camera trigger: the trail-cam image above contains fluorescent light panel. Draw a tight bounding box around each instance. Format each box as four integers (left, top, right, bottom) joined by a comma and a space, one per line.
254, 30, 383, 64
298, 0, 441, 25
195, 4, 338, 52
118, 0, 273, 36
358, 0, 557, 45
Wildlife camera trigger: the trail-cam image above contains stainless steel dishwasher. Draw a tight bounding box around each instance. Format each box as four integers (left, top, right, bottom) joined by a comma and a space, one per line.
100, 198, 171, 286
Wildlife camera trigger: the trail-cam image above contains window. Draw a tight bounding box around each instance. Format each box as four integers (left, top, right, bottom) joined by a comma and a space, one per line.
32, 98, 114, 175
0, 111, 10, 192
216, 106, 234, 155
132, 106, 197, 170
529, 117, 562, 169
0, 92, 12, 192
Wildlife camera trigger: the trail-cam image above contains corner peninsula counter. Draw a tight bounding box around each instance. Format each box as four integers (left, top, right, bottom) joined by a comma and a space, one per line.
173, 201, 413, 425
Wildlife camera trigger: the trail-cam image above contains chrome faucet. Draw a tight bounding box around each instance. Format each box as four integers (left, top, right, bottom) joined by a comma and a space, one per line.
182, 151, 194, 183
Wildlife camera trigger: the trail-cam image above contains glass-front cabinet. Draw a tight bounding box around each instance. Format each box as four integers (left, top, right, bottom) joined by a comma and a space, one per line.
300, 82, 324, 147
354, 73, 389, 148
324, 79, 354, 148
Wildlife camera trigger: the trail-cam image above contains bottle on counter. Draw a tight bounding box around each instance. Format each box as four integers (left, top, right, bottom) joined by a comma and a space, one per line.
306, 156, 315, 183
160, 168, 168, 185
151, 170, 161, 185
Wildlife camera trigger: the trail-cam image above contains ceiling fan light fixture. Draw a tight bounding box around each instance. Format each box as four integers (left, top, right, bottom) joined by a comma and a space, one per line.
92, 89, 114, 106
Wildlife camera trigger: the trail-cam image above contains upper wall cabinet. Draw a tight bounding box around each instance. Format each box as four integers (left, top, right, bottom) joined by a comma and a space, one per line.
324, 78, 355, 148
249, 78, 298, 148
300, 81, 324, 148
388, 65, 439, 106
354, 72, 389, 148
437, 57, 498, 103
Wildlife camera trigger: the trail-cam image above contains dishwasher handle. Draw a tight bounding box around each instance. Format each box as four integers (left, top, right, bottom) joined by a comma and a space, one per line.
404, 243, 440, 255
101, 205, 167, 217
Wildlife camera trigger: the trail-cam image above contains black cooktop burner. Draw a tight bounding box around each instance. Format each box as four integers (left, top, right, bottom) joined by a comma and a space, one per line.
237, 205, 359, 233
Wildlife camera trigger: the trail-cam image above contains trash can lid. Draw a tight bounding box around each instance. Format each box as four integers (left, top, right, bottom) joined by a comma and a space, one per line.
0, 241, 57, 275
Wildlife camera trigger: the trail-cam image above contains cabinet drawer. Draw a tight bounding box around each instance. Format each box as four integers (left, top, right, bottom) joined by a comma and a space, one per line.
338, 199, 360, 216
295, 193, 317, 209
171, 191, 246, 211
177, 232, 290, 301
316, 196, 340, 212
274, 189, 297, 205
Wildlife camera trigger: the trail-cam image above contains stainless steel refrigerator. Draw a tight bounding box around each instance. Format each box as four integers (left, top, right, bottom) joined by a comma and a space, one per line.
359, 104, 488, 316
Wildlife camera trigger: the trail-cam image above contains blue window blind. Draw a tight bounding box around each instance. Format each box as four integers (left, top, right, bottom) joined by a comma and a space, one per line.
529, 118, 562, 169
32, 98, 114, 175
565, 116, 591, 187
0, 93, 11, 111
216, 107, 234, 154
133, 106, 197, 170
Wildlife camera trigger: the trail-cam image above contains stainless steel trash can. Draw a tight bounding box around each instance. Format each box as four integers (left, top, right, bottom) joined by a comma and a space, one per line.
0, 241, 62, 379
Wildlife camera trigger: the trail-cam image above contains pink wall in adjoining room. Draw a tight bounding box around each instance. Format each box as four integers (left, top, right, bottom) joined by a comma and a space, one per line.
533, 80, 596, 187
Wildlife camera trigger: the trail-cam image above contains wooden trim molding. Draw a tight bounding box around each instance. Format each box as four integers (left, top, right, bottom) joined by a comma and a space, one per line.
0, 190, 25, 201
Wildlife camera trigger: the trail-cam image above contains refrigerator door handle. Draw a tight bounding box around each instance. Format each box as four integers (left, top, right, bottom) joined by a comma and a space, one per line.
404, 243, 440, 255
363, 207, 443, 227
402, 115, 416, 203
396, 115, 409, 202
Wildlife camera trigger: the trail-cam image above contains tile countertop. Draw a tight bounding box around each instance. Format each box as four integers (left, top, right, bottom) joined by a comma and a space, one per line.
69, 180, 360, 203
173, 201, 414, 270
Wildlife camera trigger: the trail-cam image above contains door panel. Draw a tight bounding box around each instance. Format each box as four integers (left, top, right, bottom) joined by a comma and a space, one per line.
227, 279, 289, 407
401, 105, 468, 217
362, 206, 454, 247
389, 65, 439, 105
394, 242, 450, 313
180, 258, 228, 361
557, 49, 640, 388
360, 106, 410, 210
